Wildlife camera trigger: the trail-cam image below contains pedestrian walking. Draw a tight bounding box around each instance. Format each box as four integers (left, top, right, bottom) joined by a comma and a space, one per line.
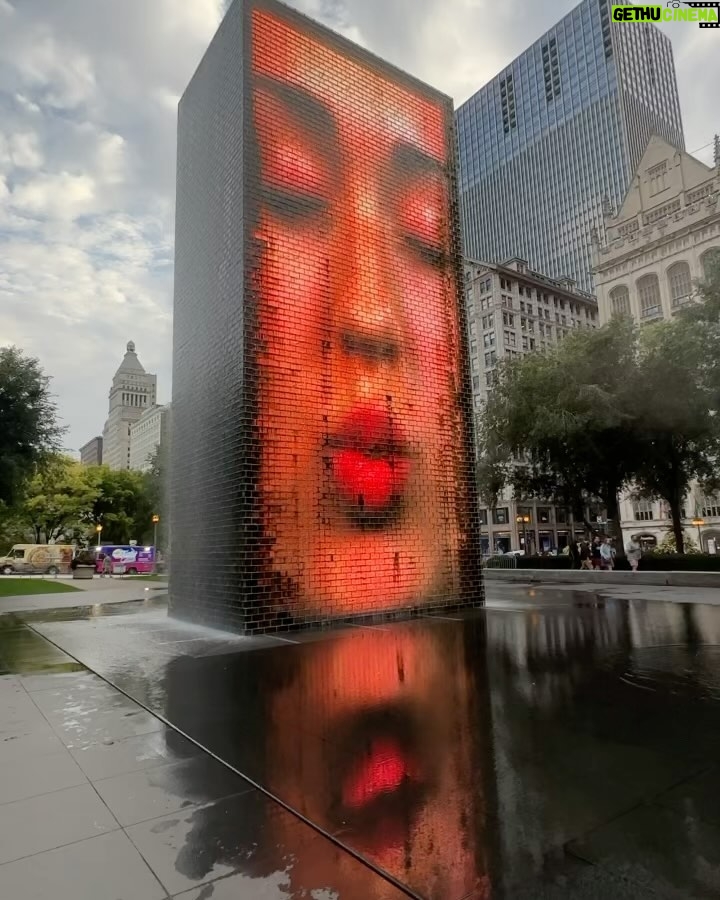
626, 534, 642, 572
101, 553, 111, 578
591, 536, 602, 569
579, 540, 592, 570
568, 539, 581, 569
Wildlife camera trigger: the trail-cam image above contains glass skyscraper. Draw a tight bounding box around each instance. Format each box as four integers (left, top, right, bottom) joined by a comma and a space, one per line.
456, 0, 684, 291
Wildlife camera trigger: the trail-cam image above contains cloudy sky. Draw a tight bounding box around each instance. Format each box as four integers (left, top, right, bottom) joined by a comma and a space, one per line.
0, 0, 717, 453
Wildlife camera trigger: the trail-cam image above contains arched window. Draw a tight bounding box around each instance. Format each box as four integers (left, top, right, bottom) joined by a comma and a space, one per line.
637, 274, 662, 320
667, 261, 692, 308
609, 285, 630, 317
701, 247, 720, 281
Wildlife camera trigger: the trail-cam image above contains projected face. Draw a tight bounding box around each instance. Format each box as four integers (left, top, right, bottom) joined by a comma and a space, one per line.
251, 8, 468, 617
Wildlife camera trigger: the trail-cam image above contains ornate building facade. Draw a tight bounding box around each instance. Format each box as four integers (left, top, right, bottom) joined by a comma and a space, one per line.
101, 342, 157, 471
593, 134, 720, 325
592, 134, 720, 550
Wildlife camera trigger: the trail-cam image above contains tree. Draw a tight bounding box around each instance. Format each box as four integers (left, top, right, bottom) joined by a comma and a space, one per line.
0, 347, 65, 506
655, 531, 700, 555
143, 442, 168, 550
90, 467, 155, 545
477, 318, 642, 545
631, 317, 720, 553
19, 456, 98, 543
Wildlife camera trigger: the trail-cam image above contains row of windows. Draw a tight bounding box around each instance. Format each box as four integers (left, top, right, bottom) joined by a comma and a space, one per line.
609, 250, 720, 319
633, 497, 720, 521
480, 506, 568, 526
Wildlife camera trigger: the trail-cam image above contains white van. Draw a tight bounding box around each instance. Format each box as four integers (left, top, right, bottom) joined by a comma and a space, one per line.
0, 544, 74, 576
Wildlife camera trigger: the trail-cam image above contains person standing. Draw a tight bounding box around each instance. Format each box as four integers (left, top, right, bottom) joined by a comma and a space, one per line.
568, 539, 581, 569
626, 535, 642, 572
579, 540, 592, 570
591, 536, 602, 570
600, 537, 614, 571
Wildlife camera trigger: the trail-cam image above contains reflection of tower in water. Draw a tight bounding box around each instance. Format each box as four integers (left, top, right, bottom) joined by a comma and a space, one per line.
163, 621, 497, 899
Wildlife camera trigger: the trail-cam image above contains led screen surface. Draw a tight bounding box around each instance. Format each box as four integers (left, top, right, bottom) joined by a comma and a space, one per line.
171, 0, 482, 632
248, 2, 479, 622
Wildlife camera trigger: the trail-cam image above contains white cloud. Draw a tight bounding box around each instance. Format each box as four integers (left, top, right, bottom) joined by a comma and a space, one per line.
0, 0, 717, 453
11, 172, 96, 220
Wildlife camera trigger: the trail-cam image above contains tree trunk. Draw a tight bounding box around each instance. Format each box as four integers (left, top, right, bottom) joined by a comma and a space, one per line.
604, 485, 625, 558
670, 500, 685, 554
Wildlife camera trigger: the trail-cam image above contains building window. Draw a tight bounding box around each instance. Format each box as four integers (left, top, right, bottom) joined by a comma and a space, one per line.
648, 161, 667, 197
701, 496, 720, 518
484, 351, 497, 367
502, 312, 515, 327
500, 74, 517, 133
479, 509, 488, 526
610, 285, 630, 317
637, 274, 662, 320
633, 499, 655, 521
504, 330, 516, 347
537, 507, 551, 524
701, 247, 720, 281
667, 262, 692, 308
542, 36, 560, 102
492, 507, 509, 525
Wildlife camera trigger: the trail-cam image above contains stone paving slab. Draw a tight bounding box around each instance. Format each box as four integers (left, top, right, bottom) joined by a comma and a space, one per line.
0, 620, 411, 900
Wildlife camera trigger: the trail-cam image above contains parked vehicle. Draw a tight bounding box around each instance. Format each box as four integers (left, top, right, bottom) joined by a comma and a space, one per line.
95, 545, 155, 575
0, 544, 74, 575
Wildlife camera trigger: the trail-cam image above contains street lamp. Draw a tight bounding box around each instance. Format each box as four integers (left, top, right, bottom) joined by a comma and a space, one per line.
95, 524, 102, 548
516, 514, 530, 554
152, 515, 160, 572
692, 517, 705, 551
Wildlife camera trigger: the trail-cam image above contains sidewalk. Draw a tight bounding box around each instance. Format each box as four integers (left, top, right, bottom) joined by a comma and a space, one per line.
0, 579, 168, 615
0, 621, 404, 900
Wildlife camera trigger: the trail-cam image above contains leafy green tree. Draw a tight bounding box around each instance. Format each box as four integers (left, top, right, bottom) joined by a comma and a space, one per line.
143, 443, 168, 551
631, 317, 720, 553
89, 467, 155, 545
655, 531, 700, 555
0, 347, 65, 506
19, 456, 98, 543
477, 318, 642, 544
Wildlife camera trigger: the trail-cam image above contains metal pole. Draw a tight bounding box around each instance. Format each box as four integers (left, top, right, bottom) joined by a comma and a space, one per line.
697, 523, 702, 549
153, 522, 158, 573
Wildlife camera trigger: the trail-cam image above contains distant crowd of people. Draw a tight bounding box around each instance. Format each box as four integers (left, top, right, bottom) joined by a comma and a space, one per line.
566, 534, 643, 571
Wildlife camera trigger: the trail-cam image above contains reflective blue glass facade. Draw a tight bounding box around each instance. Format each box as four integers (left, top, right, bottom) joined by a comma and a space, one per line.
456, 0, 684, 291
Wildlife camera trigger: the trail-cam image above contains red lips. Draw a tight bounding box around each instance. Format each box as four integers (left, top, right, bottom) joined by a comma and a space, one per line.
332, 407, 411, 509
341, 738, 419, 810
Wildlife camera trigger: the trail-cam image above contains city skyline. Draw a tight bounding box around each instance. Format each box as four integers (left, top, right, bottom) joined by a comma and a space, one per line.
0, 0, 717, 450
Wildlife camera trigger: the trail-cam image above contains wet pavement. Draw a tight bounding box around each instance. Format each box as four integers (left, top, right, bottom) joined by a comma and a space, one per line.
2, 588, 720, 898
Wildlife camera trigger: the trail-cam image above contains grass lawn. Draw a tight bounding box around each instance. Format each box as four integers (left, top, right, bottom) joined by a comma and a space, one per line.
0, 579, 81, 597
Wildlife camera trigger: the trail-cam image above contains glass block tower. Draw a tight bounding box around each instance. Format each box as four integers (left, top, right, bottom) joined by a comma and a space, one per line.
456, 0, 684, 292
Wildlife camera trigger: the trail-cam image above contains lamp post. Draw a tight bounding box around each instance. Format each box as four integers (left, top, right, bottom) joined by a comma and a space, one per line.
95, 524, 102, 548
152, 515, 160, 572
692, 517, 705, 551
516, 514, 530, 554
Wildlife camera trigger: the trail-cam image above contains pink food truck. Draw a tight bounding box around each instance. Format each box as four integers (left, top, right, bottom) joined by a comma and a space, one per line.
95, 545, 155, 575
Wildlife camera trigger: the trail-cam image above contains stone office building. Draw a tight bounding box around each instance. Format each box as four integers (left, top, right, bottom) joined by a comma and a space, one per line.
593, 134, 720, 550
464, 258, 599, 553
101, 342, 158, 471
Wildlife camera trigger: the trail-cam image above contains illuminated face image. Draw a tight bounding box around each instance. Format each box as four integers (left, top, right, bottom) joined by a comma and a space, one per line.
250, 5, 473, 617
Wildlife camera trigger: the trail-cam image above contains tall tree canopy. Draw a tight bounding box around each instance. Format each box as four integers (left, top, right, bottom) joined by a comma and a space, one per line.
477, 265, 720, 553
0, 347, 64, 506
